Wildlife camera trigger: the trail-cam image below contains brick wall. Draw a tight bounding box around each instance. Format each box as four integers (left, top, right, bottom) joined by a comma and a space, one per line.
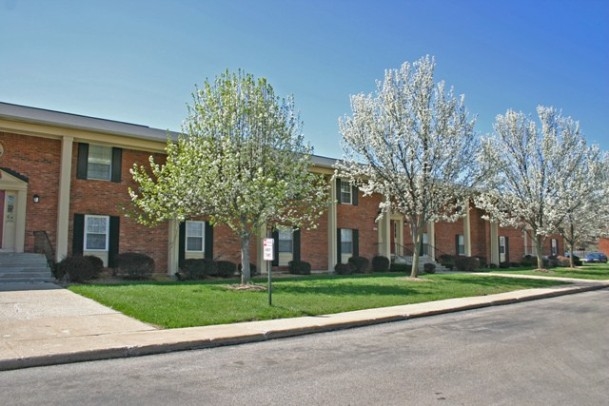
0, 132, 62, 252
336, 191, 382, 262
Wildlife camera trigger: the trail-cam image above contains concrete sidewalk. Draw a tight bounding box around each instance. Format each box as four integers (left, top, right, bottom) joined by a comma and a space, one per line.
1, 277, 607, 371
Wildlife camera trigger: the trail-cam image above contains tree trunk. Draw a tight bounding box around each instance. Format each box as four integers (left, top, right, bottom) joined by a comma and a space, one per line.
568, 240, 576, 268
240, 233, 251, 285
410, 222, 422, 278
534, 235, 544, 270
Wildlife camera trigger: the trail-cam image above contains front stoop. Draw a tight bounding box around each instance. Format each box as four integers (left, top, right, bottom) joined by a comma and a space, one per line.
0, 253, 55, 283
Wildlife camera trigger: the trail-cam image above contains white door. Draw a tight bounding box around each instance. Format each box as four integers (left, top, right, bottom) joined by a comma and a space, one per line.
1, 191, 17, 251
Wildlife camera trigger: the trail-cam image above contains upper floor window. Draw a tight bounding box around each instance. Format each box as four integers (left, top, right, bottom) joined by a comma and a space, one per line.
336, 178, 358, 205
77, 143, 122, 182
87, 145, 113, 180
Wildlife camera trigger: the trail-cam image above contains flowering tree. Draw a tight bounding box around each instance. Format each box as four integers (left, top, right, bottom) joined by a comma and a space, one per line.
130, 70, 329, 284
475, 106, 597, 269
557, 149, 609, 267
336, 56, 478, 278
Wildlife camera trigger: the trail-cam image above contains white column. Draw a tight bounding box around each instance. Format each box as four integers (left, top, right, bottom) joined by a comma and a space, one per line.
56, 136, 73, 261
490, 221, 499, 265
167, 219, 179, 275
428, 221, 435, 260
464, 205, 472, 256
327, 178, 337, 271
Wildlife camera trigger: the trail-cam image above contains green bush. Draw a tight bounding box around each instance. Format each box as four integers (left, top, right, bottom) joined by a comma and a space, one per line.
334, 263, 353, 275
454, 256, 480, 272
389, 262, 411, 273
423, 263, 436, 274
438, 254, 455, 270
216, 261, 237, 278
520, 255, 535, 267
115, 253, 155, 280
288, 260, 311, 275
348, 256, 370, 273
181, 258, 217, 279
238, 263, 258, 277
371, 255, 390, 272
499, 261, 510, 269
56, 255, 103, 282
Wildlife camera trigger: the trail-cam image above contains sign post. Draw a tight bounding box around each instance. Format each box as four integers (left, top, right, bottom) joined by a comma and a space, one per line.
263, 238, 274, 306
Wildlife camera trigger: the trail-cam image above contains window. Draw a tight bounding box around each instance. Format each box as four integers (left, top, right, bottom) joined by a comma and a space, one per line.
87, 145, 113, 180
340, 181, 352, 204
420, 233, 429, 256
185, 221, 204, 252
551, 239, 558, 256
341, 229, 353, 254
456, 234, 465, 255
278, 229, 293, 253
84, 215, 109, 251
77, 143, 122, 182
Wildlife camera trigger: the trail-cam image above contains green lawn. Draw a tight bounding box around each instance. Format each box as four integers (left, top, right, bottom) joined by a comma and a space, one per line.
69, 273, 567, 329
490, 262, 609, 280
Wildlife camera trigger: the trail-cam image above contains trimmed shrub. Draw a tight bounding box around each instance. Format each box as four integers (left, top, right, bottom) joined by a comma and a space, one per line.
216, 261, 237, 278
477, 256, 489, 268
371, 255, 390, 272
348, 256, 370, 273
115, 253, 155, 280
489, 263, 498, 269
334, 263, 353, 275
56, 255, 103, 282
521, 255, 535, 267
288, 260, 311, 275
238, 263, 258, 277
423, 263, 436, 274
499, 261, 510, 269
438, 254, 455, 270
181, 258, 216, 279
454, 256, 480, 272
389, 262, 411, 273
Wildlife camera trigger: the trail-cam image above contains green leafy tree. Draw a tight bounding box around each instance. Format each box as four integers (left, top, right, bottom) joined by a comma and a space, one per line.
130, 70, 329, 284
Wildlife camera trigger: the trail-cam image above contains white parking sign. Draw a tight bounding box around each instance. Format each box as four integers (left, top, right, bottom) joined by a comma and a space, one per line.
263, 238, 274, 261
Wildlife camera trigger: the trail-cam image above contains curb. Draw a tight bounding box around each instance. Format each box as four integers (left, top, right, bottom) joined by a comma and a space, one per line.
1, 283, 607, 371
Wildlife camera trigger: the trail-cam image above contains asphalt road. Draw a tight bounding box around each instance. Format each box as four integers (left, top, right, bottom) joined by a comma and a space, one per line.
1, 289, 607, 406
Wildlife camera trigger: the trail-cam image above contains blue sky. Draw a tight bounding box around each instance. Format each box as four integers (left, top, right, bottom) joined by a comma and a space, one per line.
1, 0, 607, 158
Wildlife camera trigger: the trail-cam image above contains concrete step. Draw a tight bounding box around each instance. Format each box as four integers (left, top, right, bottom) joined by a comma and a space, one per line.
0, 253, 54, 283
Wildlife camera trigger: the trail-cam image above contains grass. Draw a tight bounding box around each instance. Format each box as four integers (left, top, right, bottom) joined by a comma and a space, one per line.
69, 273, 567, 329
490, 262, 609, 280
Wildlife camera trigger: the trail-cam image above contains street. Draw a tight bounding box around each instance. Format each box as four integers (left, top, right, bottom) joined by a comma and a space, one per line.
1, 289, 607, 405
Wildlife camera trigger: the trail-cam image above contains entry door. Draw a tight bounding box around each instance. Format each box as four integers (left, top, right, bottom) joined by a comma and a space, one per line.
1, 191, 17, 251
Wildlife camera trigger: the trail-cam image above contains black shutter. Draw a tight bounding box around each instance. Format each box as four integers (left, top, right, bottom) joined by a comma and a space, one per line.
178, 222, 185, 269
505, 237, 509, 263
336, 228, 342, 263
73, 214, 85, 255
76, 143, 89, 179
111, 147, 122, 183
455, 235, 460, 256
108, 216, 120, 267
353, 229, 359, 258
293, 229, 301, 262
351, 185, 358, 206
336, 178, 342, 204
204, 222, 214, 260
272, 230, 279, 266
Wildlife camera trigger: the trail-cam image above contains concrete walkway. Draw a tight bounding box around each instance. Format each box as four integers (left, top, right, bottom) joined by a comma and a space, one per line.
1, 277, 607, 371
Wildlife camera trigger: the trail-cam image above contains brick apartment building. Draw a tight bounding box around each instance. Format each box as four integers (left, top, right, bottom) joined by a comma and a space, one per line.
0, 102, 562, 274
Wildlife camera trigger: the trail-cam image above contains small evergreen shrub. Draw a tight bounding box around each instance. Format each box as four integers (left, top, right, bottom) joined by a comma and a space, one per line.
389, 262, 411, 273
423, 263, 436, 274
489, 263, 498, 269
238, 263, 258, 277
181, 258, 216, 279
348, 256, 370, 273
334, 263, 353, 275
288, 260, 311, 275
56, 255, 103, 282
476, 256, 488, 268
521, 255, 535, 267
115, 252, 155, 280
216, 260, 237, 278
371, 255, 390, 272
499, 261, 510, 269
509, 262, 521, 268
454, 256, 480, 272
438, 254, 455, 270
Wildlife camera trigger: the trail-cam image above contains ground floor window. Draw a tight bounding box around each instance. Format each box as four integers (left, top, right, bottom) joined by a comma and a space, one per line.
84, 215, 109, 251
456, 234, 465, 256
185, 221, 205, 252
